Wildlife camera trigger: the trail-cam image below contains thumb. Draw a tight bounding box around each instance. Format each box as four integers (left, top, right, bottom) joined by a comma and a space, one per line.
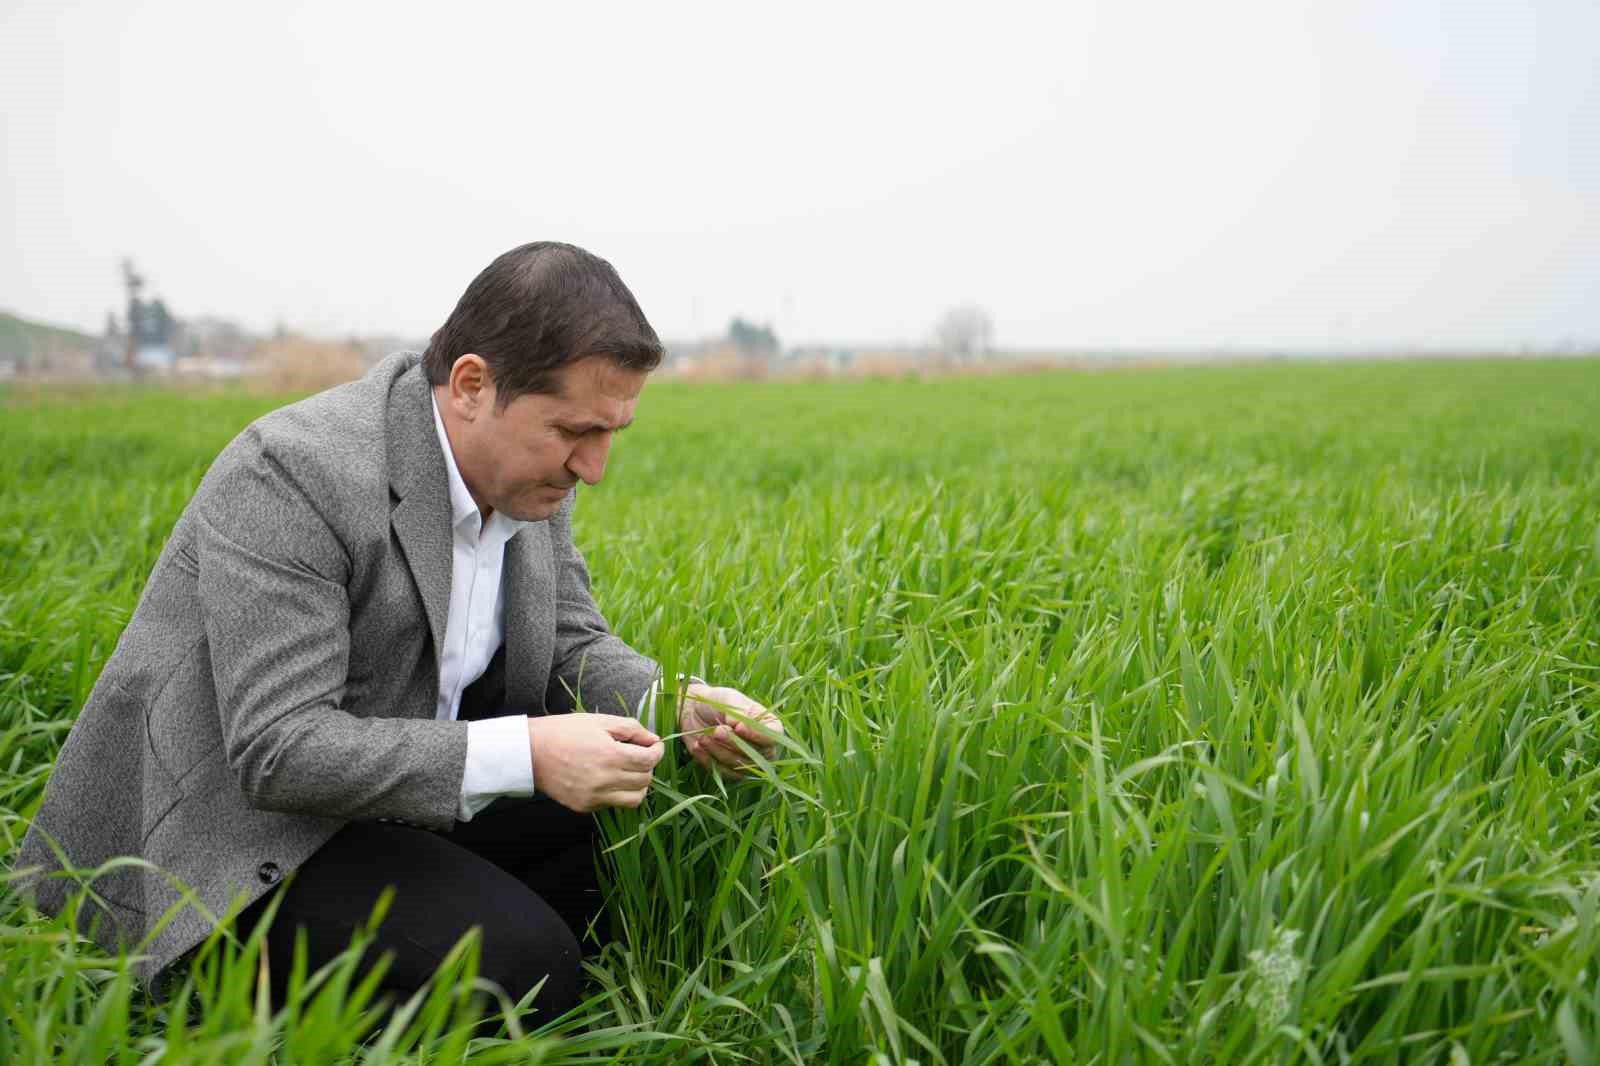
602, 715, 660, 746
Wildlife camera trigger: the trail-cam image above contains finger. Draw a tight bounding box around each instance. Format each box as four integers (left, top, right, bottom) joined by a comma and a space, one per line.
607, 769, 654, 791
598, 787, 651, 810
614, 738, 665, 771
732, 732, 777, 757
703, 726, 752, 768
686, 734, 748, 776
731, 714, 781, 744
681, 713, 725, 745
681, 698, 726, 730
695, 688, 769, 729
603, 715, 660, 746
697, 684, 756, 709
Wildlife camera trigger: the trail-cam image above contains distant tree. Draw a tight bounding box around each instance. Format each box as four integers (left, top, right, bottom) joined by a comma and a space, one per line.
149, 299, 174, 343
934, 305, 995, 362
728, 316, 779, 357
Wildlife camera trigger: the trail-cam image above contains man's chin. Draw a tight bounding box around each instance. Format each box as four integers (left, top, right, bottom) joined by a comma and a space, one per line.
506, 491, 571, 522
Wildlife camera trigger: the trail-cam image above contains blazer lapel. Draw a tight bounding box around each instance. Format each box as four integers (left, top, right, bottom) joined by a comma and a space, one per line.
386, 366, 452, 676
503, 526, 555, 712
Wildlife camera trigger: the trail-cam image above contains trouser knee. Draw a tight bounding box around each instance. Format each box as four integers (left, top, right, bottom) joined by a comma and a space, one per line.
479, 915, 585, 1023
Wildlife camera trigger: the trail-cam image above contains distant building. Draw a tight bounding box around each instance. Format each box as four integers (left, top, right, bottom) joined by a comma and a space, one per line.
121, 259, 178, 374
784, 346, 856, 375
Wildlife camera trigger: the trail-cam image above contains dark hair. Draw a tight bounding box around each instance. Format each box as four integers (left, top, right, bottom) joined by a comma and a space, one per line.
423, 242, 663, 403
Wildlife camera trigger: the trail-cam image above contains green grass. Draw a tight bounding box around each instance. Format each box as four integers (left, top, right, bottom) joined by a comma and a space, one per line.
3, 358, 1599, 1063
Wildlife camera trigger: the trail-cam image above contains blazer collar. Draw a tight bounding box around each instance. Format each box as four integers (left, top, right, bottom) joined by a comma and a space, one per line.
382, 352, 552, 709
428, 389, 529, 547
385, 355, 453, 665
502, 526, 555, 709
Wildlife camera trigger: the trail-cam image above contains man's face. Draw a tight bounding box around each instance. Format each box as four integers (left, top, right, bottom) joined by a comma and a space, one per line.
442, 354, 647, 522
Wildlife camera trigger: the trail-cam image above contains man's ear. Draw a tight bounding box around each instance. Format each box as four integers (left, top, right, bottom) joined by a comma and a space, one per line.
448, 354, 492, 419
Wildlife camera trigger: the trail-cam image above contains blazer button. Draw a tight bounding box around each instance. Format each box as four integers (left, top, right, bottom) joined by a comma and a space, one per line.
257, 862, 282, 885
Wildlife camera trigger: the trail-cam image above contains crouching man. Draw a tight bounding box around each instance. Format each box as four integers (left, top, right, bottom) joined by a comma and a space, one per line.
17, 241, 781, 1021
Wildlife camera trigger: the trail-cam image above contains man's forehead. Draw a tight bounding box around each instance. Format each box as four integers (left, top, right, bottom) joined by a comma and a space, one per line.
546, 357, 645, 424
551, 354, 646, 391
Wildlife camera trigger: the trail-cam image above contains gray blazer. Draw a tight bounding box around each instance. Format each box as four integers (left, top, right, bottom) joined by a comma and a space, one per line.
15, 352, 658, 981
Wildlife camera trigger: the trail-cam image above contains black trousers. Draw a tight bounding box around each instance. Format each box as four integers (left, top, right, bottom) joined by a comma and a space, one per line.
239, 794, 606, 1025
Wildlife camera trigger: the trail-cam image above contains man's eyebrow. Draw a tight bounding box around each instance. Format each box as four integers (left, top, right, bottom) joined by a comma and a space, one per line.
556, 417, 634, 433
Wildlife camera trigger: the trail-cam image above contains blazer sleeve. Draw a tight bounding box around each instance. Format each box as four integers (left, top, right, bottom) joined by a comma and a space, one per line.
194, 435, 468, 829
544, 491, 660, 717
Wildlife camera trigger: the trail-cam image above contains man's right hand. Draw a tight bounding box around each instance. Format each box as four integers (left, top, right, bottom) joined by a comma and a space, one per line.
526, 713, 664, 813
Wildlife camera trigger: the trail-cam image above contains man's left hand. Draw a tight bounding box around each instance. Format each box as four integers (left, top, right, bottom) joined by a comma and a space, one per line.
678, 683, 783, 775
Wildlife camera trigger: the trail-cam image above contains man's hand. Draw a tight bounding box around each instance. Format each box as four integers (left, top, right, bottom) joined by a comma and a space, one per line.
527, 713, 664, 812
679, 683, 784, 775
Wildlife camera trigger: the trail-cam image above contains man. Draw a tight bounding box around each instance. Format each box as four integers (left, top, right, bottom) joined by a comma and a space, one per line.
16, 242, 781, 1021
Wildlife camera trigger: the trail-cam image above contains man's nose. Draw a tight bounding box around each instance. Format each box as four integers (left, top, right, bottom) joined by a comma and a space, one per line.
566, 434, 611, 485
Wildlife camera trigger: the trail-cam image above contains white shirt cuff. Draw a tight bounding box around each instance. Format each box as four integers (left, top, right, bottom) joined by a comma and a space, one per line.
637, 673, 703, 735
637, 677, 661, 733
458, 715, 535, 822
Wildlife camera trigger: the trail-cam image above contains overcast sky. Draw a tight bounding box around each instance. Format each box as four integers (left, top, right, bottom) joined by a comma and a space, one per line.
3, 1, 1597, 351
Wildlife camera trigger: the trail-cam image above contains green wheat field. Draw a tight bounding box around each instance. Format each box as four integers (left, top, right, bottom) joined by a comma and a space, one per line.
3, 358, 1599, 1064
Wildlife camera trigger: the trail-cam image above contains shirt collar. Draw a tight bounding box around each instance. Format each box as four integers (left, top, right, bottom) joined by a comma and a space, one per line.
429, 390, 528, 542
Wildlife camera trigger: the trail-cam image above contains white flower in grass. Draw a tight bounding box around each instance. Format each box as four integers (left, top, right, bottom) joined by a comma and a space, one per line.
1245, 926, 1305, 1031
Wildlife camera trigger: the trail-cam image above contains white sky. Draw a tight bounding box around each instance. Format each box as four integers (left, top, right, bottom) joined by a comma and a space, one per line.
3, 0, 1597, 350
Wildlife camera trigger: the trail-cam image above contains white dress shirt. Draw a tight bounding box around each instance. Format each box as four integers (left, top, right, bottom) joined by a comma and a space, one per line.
430, 393, 539, 821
